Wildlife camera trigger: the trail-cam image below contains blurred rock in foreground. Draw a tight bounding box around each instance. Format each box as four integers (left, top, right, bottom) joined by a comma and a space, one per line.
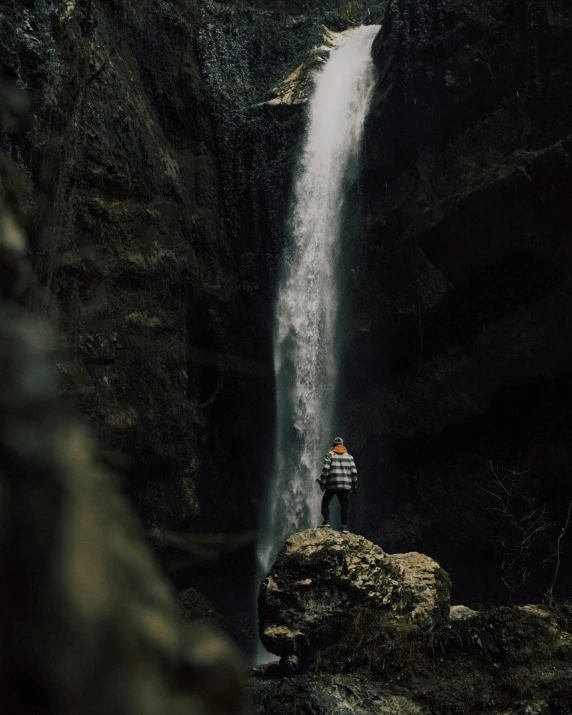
0, 155, 249, 714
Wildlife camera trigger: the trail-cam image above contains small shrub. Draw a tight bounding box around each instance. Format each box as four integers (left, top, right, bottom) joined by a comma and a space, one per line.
308, 607, 432, 676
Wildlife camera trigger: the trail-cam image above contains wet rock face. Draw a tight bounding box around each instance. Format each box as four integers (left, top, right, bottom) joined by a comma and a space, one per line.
258, 528, 450, 664
342, 0, 572, 602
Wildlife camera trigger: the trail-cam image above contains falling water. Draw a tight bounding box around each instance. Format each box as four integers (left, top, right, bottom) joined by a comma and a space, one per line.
256, 25, 380, 641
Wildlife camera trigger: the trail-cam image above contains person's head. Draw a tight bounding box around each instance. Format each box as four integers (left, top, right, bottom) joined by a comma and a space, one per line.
333, 437, 343, 446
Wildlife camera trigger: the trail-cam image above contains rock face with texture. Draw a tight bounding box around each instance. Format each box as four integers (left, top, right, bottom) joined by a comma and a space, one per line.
253, 674, 426, 715
253, 605, 572, 715
0, 1, 385, 538
0, 154, 249, 715
258, 528, 451, 664
3, 0, 572, 667
0, 0, 385, 633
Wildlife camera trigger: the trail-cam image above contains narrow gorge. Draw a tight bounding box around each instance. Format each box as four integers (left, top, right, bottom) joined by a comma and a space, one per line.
1, 1, 571, 714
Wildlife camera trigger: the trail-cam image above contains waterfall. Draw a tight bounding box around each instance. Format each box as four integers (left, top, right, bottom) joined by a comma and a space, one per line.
256, 25, 380, 643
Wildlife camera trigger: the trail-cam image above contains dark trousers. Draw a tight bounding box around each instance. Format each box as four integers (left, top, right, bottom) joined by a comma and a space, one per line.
321, 489, 350, 524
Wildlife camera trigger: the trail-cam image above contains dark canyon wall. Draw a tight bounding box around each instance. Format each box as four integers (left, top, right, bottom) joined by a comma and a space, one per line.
0, 0, 383, 626
1, 0, 571, 629
346, 0, 572, 604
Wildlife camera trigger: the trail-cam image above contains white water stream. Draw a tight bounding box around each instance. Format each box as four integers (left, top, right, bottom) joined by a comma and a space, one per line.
256, 26, 380, 656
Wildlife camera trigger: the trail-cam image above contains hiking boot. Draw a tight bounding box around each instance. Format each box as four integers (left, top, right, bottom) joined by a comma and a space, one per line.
340, 525, 349, 534
319, 521, 330, 528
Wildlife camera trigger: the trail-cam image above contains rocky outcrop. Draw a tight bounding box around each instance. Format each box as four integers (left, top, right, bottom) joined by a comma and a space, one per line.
252, 604, 572, 715
255, 530, 571, 712
258, 528, 450, 667
264, 27, 356, 106
449, 604, 478, 622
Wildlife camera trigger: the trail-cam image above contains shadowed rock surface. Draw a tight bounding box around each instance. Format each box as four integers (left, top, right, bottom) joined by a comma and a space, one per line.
258, 528, 451, 666
0, 139, 249, 714
0, 0, 384, 533
252, 602, 572, 715
255, 530, 571, 713
0, 0, 385, 637
341, 0, 572, 605
253, 674, 426, 715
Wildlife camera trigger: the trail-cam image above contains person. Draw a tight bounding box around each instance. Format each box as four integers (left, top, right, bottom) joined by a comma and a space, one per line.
316, 437, 358, 534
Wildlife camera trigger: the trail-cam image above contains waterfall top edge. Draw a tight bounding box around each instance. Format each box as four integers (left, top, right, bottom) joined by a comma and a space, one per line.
263, 24, 381, 107
323, 24, 381, 47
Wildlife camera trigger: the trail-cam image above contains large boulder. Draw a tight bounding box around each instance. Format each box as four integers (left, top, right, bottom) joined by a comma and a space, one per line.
258, 528, 451, 666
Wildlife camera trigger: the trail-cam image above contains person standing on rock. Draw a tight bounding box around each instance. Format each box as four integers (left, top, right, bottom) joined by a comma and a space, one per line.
317, 437, 358, 534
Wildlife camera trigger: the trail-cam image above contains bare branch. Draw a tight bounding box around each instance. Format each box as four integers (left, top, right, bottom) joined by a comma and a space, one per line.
479, 460, 557, 599
546, 496, 572, 607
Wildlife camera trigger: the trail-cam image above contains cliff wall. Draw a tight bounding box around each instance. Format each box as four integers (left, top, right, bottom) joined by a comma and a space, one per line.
0, 0, 383, 622
344, 0, 572, 604
2, 0, 571, 618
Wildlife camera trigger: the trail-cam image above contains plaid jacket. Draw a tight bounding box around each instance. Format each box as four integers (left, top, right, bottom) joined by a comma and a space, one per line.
318, 450, 358, 491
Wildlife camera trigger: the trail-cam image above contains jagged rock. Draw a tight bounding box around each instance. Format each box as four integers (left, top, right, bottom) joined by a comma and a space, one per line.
258, 528, 450, 663
264, 27, 357, 106
450, 604, 479, 621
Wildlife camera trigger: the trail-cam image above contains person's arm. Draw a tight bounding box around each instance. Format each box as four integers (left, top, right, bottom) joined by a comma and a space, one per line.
350, 456, 358, 493
318, 452, 331, 489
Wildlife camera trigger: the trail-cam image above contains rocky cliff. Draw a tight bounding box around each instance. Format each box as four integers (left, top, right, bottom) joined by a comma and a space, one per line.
0, 143, 249, 715
2, 0, 572, 651
258, 529, 450, 670
0, 1, 385, 620
3, 1, 572, 710
342, 0, 572, 604
253, 530, 572, 715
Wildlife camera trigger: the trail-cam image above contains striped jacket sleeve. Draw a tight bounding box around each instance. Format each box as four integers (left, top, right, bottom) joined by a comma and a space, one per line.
319, 452, 332, 485
350, 456, 358, 485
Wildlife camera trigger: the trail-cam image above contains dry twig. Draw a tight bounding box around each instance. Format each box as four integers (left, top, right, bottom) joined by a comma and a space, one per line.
546, 496, 572, 607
